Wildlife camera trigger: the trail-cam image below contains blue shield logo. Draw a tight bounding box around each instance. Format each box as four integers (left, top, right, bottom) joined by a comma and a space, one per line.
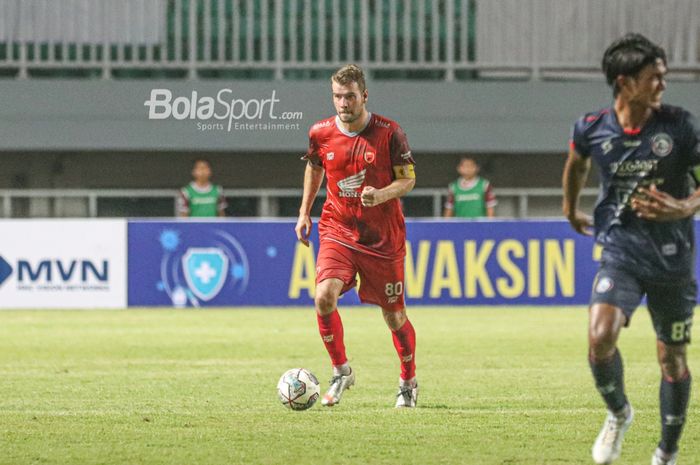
182, 248, 229, 302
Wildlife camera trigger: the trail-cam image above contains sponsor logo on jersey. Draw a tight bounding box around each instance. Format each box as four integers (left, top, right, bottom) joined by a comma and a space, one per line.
651, 133, 673, 157
601, 139, 614, 155
313, 120, 333, 130
326, 152, 334, 160
595, 276, 614, 294
623, 140, 642, 147
337, 169, 366, 198
191, 197, 217, 205
662, 244, 677, 256
364, 151, 375, 164
610, 159, 658, 176
375, 119, 391, 129
456, 193, 482, 202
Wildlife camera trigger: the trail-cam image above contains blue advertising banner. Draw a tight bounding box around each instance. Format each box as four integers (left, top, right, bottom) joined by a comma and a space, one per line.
128, 220, 324, 307
127, 219, 614, 307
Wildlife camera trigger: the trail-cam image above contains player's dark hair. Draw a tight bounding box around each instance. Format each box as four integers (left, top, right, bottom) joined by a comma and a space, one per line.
459, 156, 477, 165
602, 33, 667, 96
192, 157, 211, 169
331, 64, 366, 92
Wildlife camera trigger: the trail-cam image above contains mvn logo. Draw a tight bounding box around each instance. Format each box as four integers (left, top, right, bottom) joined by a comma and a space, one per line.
0, 256, 109, 286
18, 260, 109, 282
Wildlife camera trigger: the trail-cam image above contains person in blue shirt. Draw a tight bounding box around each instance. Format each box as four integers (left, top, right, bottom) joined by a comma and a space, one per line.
563, 33, 700, 465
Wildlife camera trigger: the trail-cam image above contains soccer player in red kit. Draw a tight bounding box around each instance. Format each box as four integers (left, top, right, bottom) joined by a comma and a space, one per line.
294, 64, 418, 408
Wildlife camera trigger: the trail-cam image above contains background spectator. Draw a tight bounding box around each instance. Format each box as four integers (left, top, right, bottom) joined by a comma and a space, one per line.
177, 158, 227, 217
443, 156, 496, 218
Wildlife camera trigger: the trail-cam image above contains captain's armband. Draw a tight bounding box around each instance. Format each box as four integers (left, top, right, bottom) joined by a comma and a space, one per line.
393, 164, 415, 179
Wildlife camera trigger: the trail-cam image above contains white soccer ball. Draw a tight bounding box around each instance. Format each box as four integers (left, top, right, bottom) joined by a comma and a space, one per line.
277, 368, 320, 410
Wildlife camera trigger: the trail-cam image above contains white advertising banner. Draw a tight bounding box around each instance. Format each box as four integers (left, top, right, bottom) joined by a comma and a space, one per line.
0, 219, 127, 309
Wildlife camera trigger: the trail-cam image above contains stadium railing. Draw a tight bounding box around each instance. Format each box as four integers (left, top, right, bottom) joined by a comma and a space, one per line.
0, 187, 599, 218
0, 0, 698, 80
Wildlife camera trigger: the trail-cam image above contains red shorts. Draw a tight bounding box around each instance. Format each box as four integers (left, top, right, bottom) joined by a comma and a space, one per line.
316, 240, 405, 311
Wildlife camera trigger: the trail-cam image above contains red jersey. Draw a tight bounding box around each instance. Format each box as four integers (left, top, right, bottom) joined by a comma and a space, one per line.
305, 113, 416, 259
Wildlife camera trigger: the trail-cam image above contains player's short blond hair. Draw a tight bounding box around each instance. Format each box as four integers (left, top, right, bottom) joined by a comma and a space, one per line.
331, 64, 366, 92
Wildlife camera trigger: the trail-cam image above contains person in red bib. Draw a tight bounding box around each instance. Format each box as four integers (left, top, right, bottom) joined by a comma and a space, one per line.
295, 64, 418, 408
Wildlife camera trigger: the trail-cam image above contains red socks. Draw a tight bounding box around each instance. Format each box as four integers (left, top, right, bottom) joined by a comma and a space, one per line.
392, 319, 416, 381
316, 310, 347, 366
318, 310, 416, 381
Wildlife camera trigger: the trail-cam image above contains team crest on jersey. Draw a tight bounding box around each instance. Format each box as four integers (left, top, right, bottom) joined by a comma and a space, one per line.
651, 133, 673, 157
326, 152, 334, 160
595, 276, 614, 294
364, 151, 375, 164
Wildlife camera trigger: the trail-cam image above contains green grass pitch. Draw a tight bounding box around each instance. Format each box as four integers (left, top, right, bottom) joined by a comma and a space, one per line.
0, 307, 698, 465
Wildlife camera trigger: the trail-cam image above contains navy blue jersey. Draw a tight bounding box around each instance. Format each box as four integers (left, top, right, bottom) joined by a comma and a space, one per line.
571, 104, 700, 281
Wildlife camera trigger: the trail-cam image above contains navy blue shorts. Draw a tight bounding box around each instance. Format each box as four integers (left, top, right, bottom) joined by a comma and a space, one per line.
590, 264, 695, 345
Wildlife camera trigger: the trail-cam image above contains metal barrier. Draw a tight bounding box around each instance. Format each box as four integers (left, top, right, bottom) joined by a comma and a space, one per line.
1, 0, 698, 80
0, 187, 599, 218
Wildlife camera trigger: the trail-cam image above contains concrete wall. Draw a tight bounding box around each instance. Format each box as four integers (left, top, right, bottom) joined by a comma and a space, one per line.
1, 79, 698, 153
1, 78, 698, 196
0, 151, 578, 190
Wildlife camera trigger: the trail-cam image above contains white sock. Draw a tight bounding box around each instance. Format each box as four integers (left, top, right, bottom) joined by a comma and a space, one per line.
400, 376, 417, 388
333, 363, 351, 376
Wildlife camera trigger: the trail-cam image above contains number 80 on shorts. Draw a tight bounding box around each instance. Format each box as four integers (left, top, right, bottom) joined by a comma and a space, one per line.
385, 281, 404, 304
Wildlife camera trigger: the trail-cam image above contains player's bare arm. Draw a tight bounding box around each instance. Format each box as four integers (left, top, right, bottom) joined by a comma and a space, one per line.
295, 162, 325, 246
562, 147, 594, 235
632, 184, 700, 221
360, 168, 415, 208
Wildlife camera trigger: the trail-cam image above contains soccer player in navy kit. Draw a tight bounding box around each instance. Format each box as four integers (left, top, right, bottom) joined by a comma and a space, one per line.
563, 34, 699, 465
